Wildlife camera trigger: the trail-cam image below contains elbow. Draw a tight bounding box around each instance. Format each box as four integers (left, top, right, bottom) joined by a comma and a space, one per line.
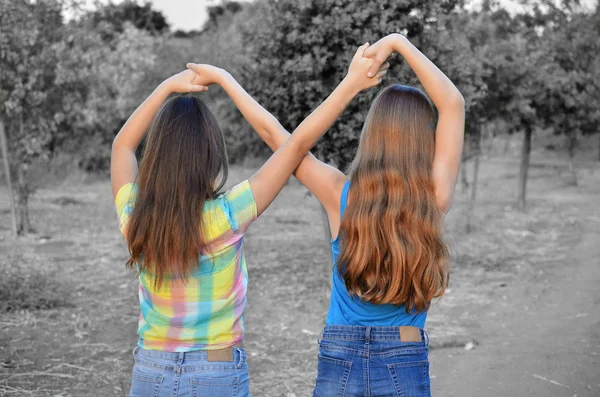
111, 136, 122, 153
451, 91, 465, 110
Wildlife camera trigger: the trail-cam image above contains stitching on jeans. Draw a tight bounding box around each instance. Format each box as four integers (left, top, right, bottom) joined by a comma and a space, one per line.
134, 358, 175, 372
319, 344, 365, 357
387, 360, 428, 368
190, 377, 239, 386
370, 347, 428, 358
423, 361, 429, 396
386, 364, 402, 397
318, 355, 352, 367
364, 347, 369, 397
182, 365, 241, 372
339, 361, 352, 397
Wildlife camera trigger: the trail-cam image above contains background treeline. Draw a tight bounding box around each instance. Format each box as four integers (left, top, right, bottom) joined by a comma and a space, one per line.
0, 0, 599, 235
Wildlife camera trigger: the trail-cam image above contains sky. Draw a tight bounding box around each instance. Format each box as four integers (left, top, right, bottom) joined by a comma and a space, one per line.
142, 0, 224, 31
84, 0, 597, 31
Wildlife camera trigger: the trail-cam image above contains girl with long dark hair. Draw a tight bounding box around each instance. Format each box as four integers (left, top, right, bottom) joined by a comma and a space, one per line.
111, 44, 387, 396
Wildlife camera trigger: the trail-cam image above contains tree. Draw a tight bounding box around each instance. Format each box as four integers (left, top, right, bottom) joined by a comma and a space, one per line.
534, 11, 600, 182
86, 0, 169, 40
240, 0, 463, 169
0, 0, 158, 235
0, 0, 65, 234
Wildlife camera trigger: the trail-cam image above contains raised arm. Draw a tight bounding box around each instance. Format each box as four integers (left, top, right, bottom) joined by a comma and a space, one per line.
189, 44, 380, 217
364, 34, 465, 213
110, 70, 207, 197
187, 54, 388, 228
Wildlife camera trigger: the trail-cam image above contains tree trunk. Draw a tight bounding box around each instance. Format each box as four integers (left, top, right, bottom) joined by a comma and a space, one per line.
466, 130, 482, 233
0, 119, 18, 237
460, 157, 470, 194
16, 163, 33, 235
567, 133, 578, 186
518, 127, 532, 210
16, 114, 34, 235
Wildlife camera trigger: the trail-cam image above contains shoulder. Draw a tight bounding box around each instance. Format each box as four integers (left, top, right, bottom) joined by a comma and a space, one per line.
218, 180, 257, 233
115, 183, 137, 211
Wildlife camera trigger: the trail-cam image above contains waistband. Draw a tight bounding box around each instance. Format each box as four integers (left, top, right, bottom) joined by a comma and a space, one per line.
133, 341, 244, 362
320, 325, 429, 346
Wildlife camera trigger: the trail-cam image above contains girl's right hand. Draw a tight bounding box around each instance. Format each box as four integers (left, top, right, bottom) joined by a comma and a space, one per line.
186, 63, 228, 87
344, 43, 389, 92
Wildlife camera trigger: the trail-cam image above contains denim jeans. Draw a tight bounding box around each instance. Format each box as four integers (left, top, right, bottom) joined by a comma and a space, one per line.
130, 346, 251, 397
313, 326, 431, 397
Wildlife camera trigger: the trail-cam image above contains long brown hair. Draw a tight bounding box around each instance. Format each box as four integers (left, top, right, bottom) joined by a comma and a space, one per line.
337, 84, 449, 312
125, 95, 228, 288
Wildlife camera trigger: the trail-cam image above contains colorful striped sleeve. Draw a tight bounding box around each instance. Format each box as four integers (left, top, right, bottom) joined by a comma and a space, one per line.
222, 180, 257, 234
114, 183, 138, 236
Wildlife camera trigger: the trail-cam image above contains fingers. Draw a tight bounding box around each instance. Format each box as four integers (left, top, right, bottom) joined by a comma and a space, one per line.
352, 42, 370, 62
367, 57, 386, 78
378, 62, 390, 72
186, 62, 198, 71
189, 85, 208, 92
363, 45, 376, 58
375, 69, 388, 81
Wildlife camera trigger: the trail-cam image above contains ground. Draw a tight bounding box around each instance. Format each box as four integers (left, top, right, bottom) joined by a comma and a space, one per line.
0, 142, 599, 396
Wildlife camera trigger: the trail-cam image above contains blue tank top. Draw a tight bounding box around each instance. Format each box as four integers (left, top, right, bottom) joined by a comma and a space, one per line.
325, 181, 428, 327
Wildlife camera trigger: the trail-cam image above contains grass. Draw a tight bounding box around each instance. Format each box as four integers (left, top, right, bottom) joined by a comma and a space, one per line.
0, 142, 598, 396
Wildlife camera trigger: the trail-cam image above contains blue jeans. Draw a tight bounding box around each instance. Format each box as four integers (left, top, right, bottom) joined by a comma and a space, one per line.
130, 346, 251, 397
313, 326, 431, 397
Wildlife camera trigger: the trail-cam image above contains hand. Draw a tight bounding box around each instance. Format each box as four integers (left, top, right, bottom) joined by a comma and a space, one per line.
162, 69, 209, 93
363, 33, 403, 77
344, 43, 389, 92
186, 63, 227, 87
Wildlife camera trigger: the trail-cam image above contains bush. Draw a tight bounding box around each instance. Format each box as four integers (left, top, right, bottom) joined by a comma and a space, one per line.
0, 254, 72, 312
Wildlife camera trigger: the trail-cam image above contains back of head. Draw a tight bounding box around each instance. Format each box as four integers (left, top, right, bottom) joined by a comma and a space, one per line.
125, 95, 228, 287
338, 84, 449, 312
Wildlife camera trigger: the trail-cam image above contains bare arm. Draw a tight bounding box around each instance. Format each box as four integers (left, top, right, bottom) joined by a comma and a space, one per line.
364, 34, 465, 213
110, 70, 207, 198
187, 59, 388, 231
189, 44, 381, 217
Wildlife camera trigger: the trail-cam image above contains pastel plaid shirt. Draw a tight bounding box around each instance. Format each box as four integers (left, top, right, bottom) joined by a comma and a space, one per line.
115, 180, 257, 352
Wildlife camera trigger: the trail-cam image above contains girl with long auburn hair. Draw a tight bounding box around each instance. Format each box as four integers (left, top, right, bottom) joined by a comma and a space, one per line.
250, 34, 465, 396
111, 44, 387, 397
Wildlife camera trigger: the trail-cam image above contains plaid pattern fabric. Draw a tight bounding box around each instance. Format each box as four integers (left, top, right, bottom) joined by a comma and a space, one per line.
115, 180, 257, 352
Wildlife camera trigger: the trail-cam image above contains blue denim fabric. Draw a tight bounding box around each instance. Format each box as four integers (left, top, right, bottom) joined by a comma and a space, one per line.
313, 326, 431, 397
130, 346, 251, 397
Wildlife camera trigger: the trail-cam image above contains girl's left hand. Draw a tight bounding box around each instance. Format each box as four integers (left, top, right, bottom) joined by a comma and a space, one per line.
344, 43, 389, 92
162, 70, 209, 93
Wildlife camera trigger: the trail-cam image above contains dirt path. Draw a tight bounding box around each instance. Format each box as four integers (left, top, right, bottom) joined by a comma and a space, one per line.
429, 197, 600, 397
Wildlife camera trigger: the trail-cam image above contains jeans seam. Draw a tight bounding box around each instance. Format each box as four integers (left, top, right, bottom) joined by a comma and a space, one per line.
339, 361, 352, 397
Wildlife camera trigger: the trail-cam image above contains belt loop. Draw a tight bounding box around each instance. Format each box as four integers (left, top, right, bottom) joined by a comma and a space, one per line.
236, 348, 244, 369
317, 330, 323, 345
177, 351, 185, 365
365, 326, 371, 344
132, 346, 139, 357
422, 329, 430, 347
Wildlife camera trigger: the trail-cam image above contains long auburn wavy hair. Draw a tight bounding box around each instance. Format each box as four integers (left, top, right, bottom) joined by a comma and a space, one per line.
337, 84, 449, 312
125, 95, 228, 289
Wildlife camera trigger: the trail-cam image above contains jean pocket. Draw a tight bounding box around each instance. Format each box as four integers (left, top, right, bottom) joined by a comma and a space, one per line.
387, 361, 430, 397
191, 376, 242, 397
130, 366, 163, 397
314, 355, 352, 397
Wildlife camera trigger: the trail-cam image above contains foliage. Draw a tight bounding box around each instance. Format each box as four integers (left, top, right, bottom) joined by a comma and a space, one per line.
0, 253, 71, 312
238, 0, 464, 168
86, 0, 169, 40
